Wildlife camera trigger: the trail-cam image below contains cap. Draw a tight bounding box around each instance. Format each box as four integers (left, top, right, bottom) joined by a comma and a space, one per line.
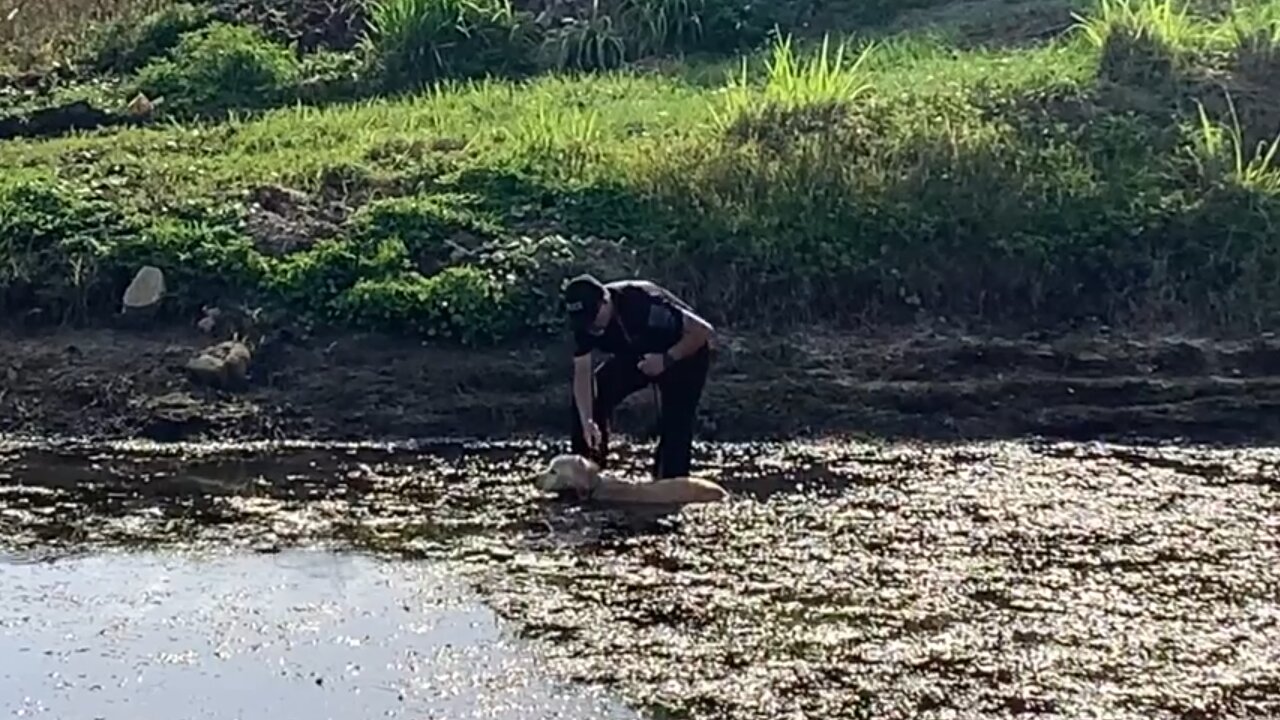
562, 274, 606, 332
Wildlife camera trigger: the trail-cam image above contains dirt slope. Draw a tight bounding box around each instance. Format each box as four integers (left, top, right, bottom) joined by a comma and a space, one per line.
3, 325, 1280, 444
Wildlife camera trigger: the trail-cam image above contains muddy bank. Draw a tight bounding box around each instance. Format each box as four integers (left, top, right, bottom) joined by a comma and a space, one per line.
4, 325, 1280, 444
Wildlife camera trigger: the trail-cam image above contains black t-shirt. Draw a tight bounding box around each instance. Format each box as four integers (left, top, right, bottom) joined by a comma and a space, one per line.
573, 280, 691, 358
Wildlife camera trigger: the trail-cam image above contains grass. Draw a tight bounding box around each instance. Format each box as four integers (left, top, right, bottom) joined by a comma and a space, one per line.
1073, 0, 1208, 51
2, 0, 1280, 343
0, 0, 174, 73
1190, 89, 1280, 192
1073, 0, 1280, 57
0, 36, 1098, 209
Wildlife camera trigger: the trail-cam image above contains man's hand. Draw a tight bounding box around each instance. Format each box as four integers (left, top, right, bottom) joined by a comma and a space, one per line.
582, 418, 602, 449
638, 353, 667, 377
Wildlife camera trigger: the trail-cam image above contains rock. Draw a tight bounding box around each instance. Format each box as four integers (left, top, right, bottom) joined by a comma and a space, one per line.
139, 391, 211, 441
251, 184, 308, 215
122, 266, 166, 313
124, 92, 157, 119
185, 341, 252, 390
194, 304, 264, 340
1151, 340, 1209, 376
197, 307, 222, 335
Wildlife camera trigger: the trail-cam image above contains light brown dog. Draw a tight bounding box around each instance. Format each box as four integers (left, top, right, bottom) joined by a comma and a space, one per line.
536, 454, 728, 505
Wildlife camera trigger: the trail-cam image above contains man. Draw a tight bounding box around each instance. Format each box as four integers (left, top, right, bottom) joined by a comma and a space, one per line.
562, 274, 713, 480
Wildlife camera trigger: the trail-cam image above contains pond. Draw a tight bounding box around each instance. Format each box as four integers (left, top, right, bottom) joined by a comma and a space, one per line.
1, 437, 1278, 719
2, 548, 636, 720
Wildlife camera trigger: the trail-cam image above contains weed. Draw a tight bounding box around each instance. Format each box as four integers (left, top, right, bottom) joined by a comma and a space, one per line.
711, 34, 874, 132
1188, 88, 1280, 192
362, 0, 531, 90
539, 0, 629, 71
133, 22, 301, 118
0, 0, 173, 72
1073, 0, 1210, 52
335, 264, 513, 344
90, 2, 211, 73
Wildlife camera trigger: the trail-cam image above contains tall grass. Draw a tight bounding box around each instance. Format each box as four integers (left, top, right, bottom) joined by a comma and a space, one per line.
1072, 0, 1209, 51
538, 0, 715, 71
1228, 0, 1280, 73
1189, 89, 1280, 192
623, 0, 705, 57
757, 34, 875, 107
0, 0, 174, 71
540, 0, 629, 70
1072, 0, 1280, 54
711, 34, 874, 129
362, 0, 527, 90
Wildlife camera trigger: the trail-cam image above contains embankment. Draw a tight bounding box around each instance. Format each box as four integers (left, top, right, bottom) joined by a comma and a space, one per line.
5, 324, 1280, 445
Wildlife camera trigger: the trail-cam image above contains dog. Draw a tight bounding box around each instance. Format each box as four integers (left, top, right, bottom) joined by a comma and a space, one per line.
536, 453, 728, 505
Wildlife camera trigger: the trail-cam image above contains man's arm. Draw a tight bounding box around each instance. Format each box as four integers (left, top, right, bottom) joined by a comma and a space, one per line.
665, 308, 714, 363
573, 352, 594, 427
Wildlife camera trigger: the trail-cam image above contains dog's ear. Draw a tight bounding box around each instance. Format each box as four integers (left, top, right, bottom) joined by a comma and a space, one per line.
534, 471, 561, 492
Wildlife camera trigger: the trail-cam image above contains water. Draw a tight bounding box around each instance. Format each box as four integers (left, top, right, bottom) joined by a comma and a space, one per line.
1, 548, 637, 720
1, 437, 1278, 719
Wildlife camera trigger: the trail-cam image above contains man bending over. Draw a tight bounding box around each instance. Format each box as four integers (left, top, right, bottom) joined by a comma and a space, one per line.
562, 274, 713, 479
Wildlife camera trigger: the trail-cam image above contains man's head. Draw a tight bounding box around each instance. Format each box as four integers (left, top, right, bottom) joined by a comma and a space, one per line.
563, 274, 610, 335
535, 453, 601, 494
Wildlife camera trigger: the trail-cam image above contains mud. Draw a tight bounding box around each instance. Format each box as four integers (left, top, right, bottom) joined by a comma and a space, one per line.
1, 438, 1277, 719
0, 99, 145, 141
5, 325, 1280, 445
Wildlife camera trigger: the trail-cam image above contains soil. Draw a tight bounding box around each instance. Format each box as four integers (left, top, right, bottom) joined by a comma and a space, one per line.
0, 99, 147, 141
4, 323, 1280, 444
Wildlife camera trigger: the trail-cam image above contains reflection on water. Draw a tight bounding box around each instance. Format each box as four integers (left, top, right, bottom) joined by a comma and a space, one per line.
0, 548, 637, 720
1, 437, 1278, 719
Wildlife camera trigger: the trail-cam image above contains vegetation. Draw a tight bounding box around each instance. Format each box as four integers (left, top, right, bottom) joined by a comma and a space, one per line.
2, 0, 1280, 345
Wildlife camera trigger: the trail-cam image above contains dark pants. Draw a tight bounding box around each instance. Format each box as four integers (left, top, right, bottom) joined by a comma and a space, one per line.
570, 346, 710, 478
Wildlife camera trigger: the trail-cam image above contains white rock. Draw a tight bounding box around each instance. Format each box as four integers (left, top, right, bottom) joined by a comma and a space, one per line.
122, 266, 166, 311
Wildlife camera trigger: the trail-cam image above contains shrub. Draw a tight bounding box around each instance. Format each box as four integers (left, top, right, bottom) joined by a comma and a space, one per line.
215, 0, 370, 52
0, 0, 175, 73
538, 0, 775, 71
0, 180, 128, 321
626, 72, 1189, 325
1186, 90, 1280, 194
90, 2, 213, 73
712, 33, 874, 131
10, 3, 1280, 341
695, 0, 805, 52
265, 236, 410, 318
296, 49, 365, 104
348, 194, 503, 274
133, 22, 302, 117
620, 0, 708, 57
335, 265, 514, 344
362, 0, 533, 90
1073, 0, 1208, 52
471, 233, 626, 334
112, 218, 270, 315
539, 2, 630, 71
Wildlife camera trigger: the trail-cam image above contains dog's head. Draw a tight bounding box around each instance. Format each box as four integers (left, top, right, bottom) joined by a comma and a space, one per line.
535, 453, 600, 495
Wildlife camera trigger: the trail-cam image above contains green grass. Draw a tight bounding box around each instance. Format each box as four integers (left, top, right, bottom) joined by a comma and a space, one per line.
3, 0, 1280, 343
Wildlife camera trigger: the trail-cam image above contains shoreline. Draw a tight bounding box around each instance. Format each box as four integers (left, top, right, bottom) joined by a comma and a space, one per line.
4, 324, 1280, 446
